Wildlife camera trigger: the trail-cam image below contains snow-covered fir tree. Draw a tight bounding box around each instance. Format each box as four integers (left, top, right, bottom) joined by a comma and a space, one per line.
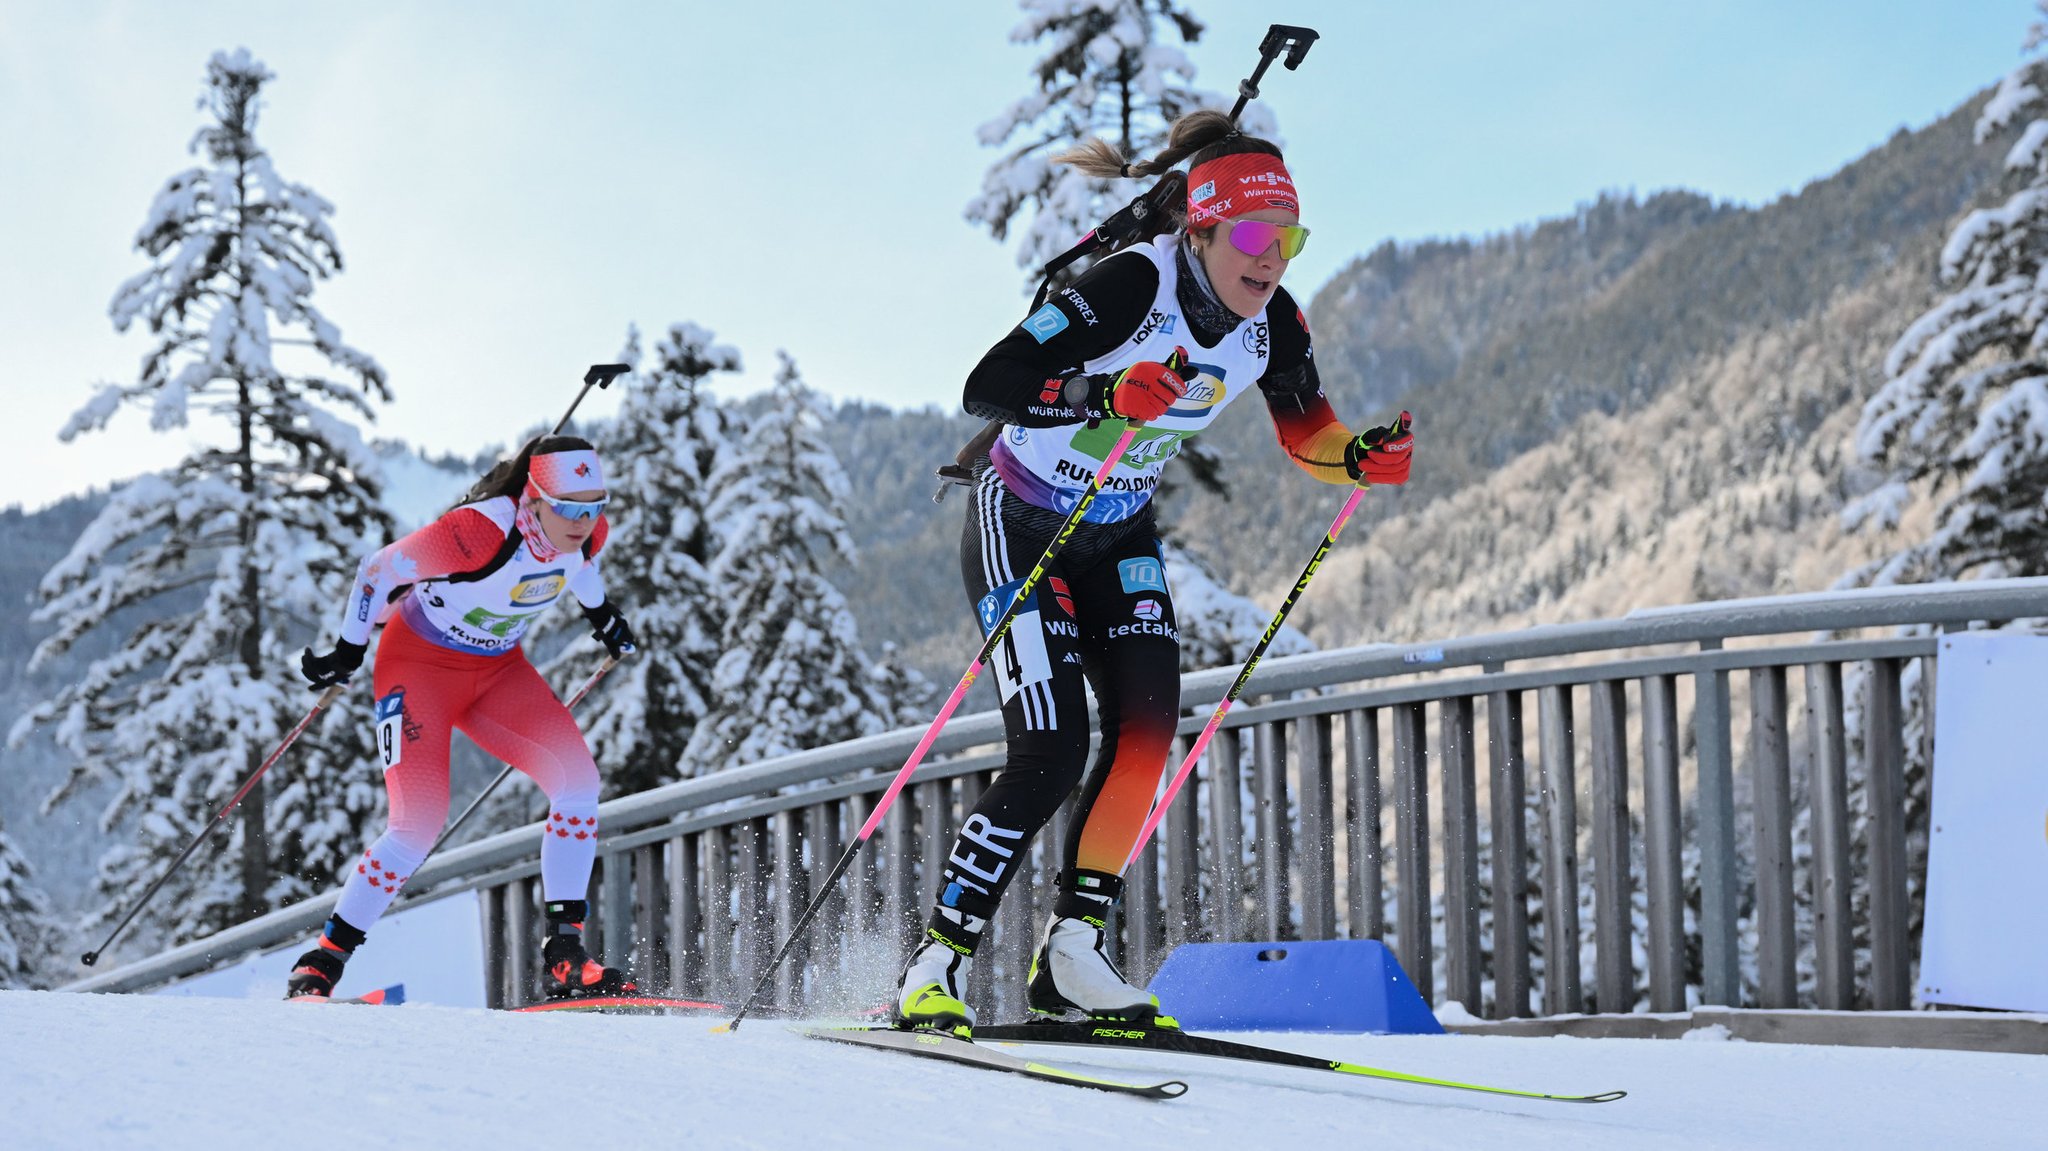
1838, 8, 2048, 1000
1849, 5, 2048, 585
0, 815, 62, 989
541, 321, 744, 796
968, 0, 1276, 291
6, 50, 391, 949
680, 354, 930, 774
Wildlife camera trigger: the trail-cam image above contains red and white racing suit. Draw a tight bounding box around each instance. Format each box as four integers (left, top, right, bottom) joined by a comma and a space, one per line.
328, 495, 610, 930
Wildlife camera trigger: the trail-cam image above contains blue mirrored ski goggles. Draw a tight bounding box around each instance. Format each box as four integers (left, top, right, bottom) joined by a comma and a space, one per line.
529, 479, 608, 521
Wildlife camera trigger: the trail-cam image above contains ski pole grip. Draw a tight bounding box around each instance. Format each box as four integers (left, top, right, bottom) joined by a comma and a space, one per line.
584, 363, 631, 389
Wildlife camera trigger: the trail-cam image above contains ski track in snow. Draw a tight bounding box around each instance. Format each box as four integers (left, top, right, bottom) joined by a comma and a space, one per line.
3, 990, 2042, 1150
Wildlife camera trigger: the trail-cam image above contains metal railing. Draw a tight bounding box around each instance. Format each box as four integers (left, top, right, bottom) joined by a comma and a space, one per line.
68, 578, 2048, 1022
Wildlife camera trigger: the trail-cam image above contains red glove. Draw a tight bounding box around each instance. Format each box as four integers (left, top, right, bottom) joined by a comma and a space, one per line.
1090, 346, 1189, 423
1343, 411, 1413, 484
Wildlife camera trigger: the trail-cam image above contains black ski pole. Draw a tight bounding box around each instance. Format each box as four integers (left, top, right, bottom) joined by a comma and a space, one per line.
81, 683, 348, 966
1227, 24, 1320, 123
413, 363, 627, 853
552, 363, 631, 436
83, 364, 634, 969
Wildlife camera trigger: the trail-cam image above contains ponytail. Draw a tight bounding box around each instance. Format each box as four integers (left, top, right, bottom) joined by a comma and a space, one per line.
451, 434, 594, 511
1054, 109, 1278, 180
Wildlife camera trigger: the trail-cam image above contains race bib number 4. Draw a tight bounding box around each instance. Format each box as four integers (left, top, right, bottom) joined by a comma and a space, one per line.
978, 579, 1053, 704
374, 689, 407, 769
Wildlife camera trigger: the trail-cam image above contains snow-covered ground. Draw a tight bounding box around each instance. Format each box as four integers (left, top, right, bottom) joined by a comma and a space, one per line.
4, 990, 2042, 1150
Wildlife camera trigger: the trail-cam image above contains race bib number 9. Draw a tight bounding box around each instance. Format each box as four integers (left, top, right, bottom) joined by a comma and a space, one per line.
977, 579, 1053, 704
374, 689, 406, 769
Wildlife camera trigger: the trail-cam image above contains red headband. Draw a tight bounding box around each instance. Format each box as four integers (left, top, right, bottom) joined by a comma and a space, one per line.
1186, 153, 1300, 228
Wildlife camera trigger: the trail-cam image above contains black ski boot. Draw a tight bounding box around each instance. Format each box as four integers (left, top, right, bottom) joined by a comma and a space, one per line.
285, 915, 367, 1000
541, 899, 637, 1000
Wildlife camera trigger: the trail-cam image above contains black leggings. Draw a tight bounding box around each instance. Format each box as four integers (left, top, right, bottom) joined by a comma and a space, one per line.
932, 465, 1181, 923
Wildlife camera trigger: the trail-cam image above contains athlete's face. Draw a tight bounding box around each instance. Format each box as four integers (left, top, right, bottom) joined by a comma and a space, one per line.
1192, 207, 1296, 318
533, 490, 604, 552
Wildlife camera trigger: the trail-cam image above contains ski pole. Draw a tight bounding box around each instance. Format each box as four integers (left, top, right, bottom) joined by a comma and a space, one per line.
81, 683, 348, 966
1228, 24, 1320, 123
1125, 478, 1371, 869
81, 365, 635, 967
724, 420, 1154, 1032
552, 363, 632, 436
425, 655, 620, 859
390, 364, 629, 859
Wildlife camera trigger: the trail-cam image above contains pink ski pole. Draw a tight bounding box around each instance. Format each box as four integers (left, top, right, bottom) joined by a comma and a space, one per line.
1126, 481, 1373, 869
725, 421, 1151, 1032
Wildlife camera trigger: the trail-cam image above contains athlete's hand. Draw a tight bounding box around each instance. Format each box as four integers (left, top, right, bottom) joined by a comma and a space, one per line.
1343, 411, 1413, 485
1094, 346, 1190, 423
582, 601, 638, 658
300, 639, 367, 690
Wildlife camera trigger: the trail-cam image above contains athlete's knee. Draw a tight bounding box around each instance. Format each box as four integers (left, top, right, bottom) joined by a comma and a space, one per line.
541, 753, 600, 841
539, 752, 600, 809
383, 800, 447, 856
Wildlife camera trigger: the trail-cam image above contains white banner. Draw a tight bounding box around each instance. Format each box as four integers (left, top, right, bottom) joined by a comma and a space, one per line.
155, 892, 486, 1007
1920, 631, 2048, 1011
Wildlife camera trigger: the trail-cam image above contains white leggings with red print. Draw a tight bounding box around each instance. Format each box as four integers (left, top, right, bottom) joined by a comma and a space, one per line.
332, 616, 601, 930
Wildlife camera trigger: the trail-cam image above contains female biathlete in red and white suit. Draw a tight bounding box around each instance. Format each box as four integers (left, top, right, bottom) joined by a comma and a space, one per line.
893, 110, 1414, 1034
289, 436, 640, 1000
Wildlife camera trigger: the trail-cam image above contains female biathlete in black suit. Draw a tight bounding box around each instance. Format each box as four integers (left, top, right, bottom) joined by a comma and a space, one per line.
895, 110, 1414, 1034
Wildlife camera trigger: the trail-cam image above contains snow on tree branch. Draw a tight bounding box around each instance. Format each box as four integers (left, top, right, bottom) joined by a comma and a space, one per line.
1847, 8, 2048, 587
16, 49, 394, 950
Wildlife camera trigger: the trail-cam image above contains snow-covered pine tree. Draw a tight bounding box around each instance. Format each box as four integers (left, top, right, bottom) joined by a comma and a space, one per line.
0, 815, 62, 989
541, 321, 744, 797
1849, 6, 2048, 584
1839, 8, 2048, 997
968, 0, 1276, 291
680, 354, 928, 774
6, 50, 391, 949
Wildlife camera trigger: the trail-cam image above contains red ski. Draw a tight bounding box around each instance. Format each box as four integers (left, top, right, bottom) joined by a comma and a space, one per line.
287, 983, 405, 1006
510, 995, 724, 1015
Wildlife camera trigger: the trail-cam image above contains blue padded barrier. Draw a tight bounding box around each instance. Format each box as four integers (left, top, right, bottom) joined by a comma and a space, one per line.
1147, 939, 1444, 1034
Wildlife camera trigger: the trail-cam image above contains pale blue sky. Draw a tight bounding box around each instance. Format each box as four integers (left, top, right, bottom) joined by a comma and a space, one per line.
0, 0, 2032, 510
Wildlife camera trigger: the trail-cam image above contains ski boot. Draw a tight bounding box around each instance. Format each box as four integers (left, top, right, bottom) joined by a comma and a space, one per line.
1027, 870, 1175, 1027
891, 896, 990, 1037
285, 915, 366, 1000
541, 899, 637, 1000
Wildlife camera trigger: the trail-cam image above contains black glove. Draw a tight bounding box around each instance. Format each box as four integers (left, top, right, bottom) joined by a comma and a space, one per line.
582, 601, 638, 658
300, 639, 367, 690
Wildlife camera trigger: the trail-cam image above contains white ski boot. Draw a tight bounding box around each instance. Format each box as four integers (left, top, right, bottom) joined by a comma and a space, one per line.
1026, 870, 1173, 1025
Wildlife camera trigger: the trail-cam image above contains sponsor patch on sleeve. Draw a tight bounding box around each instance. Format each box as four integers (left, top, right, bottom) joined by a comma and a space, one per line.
1022, 302, 1070, 344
